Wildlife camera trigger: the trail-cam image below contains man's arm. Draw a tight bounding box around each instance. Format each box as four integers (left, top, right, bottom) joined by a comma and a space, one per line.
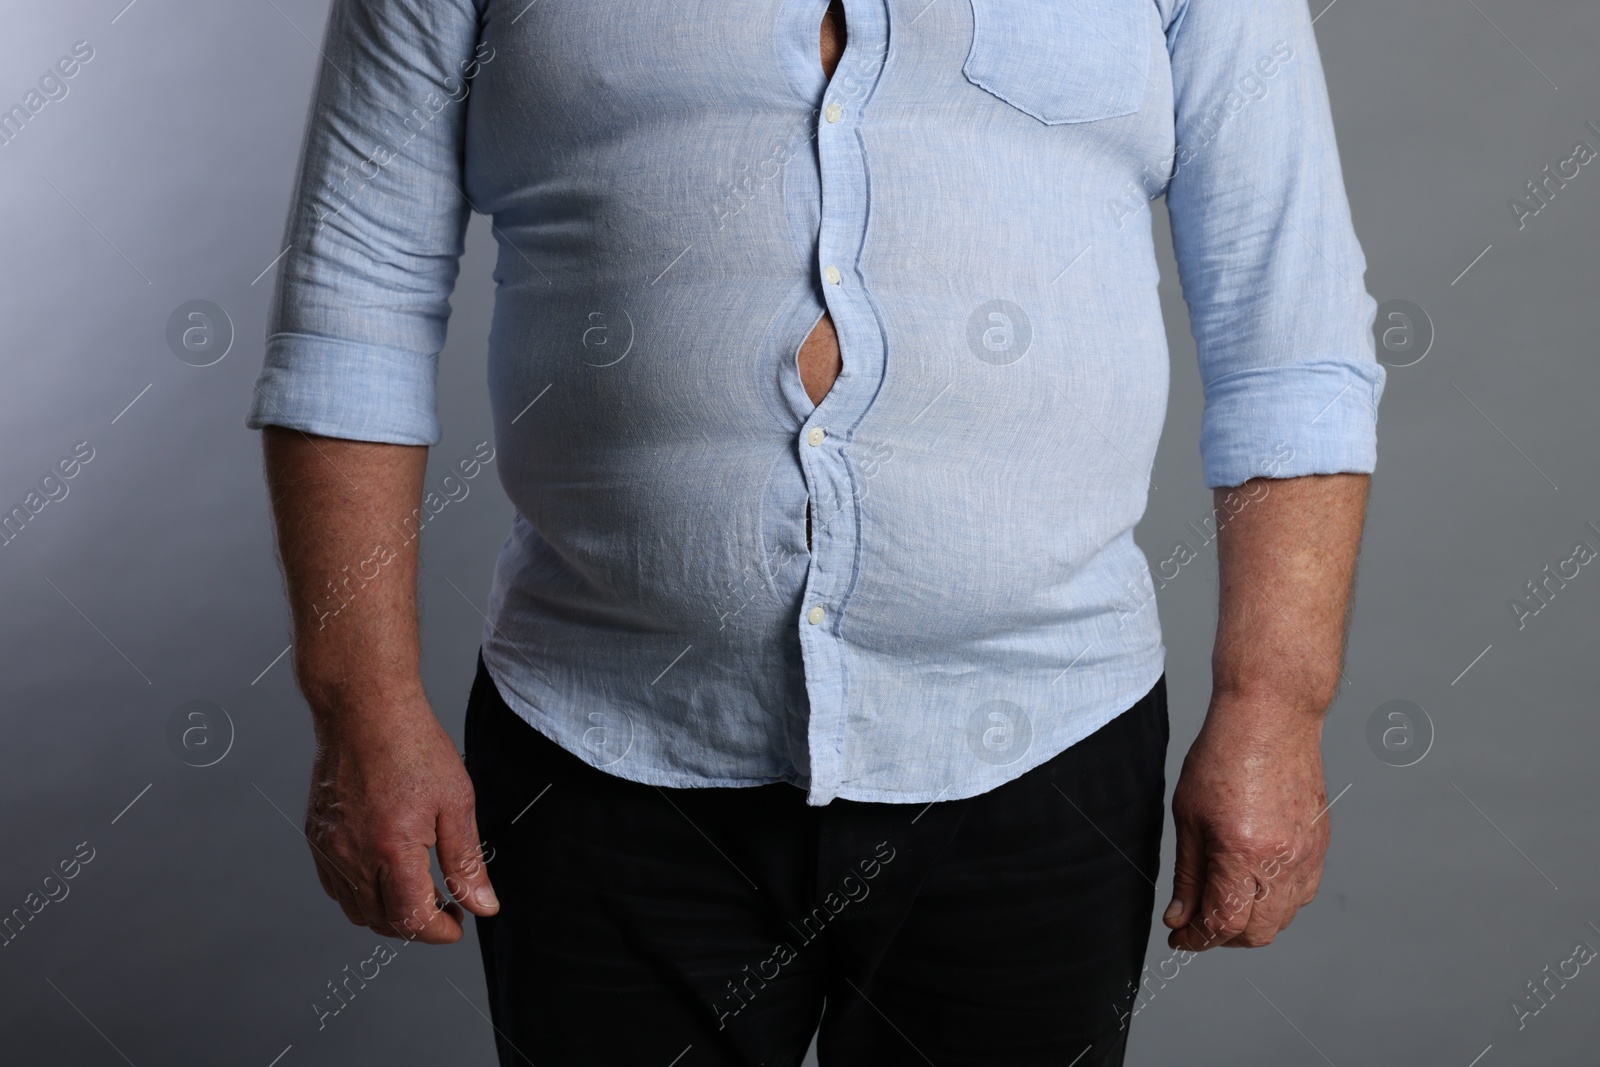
263, 426, 498, 943
1156, 0, 1384, 949
1162, 471, 1368, 950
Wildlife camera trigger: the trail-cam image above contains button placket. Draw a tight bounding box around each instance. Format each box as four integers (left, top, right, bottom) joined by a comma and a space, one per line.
796, 0, 890, 804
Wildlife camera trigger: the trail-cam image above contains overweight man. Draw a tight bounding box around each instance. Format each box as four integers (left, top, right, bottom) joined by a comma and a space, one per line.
248, 0, 1384, 1063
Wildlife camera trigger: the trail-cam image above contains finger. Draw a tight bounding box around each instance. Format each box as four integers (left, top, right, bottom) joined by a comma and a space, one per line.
436, 795, 499, 917
1264, 871, 1312, 939
1294, 859, 1325, 909
340, 853, 404, 939
406, 883, 467, 932
1186, 856, 1256, 951
376, 845, 464, 944
1163, 820, 1207, 944
1251, 837, 1316, 941
1227, 873, 1289, 947
309, 839, 370, 928
317, 860, 370, 928
397, 885, 465, 942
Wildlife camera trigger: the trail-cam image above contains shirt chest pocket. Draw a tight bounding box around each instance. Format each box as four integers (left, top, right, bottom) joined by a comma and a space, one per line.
962, 0, 1153, 125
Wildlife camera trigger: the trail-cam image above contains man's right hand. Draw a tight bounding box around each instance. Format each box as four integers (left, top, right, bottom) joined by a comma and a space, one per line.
261, 427, 498, 943
304, 692, 500, 944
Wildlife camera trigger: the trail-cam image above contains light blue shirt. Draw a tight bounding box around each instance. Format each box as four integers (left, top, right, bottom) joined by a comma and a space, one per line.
247, 0, 1384, 805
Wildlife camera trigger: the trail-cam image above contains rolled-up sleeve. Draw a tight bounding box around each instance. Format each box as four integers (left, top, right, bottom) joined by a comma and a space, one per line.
1163, 0, 1385, 489
245, 0, 484, 446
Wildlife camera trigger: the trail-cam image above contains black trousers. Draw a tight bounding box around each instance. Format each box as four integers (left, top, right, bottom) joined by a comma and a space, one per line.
464, 650, 1168, 1066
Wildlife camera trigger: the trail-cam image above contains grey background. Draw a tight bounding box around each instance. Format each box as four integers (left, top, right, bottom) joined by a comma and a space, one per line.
2, 0, 1597, 1064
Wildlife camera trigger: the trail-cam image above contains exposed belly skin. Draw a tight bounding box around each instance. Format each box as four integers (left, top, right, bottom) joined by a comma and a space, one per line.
803, 0, 846, 549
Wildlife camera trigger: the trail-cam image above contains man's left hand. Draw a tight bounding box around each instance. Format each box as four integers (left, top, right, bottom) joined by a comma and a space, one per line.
1162, 693, 1330, 951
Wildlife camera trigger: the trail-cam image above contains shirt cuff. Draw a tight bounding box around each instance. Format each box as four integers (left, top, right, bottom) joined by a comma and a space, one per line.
1199, 359, 1386, 488
244, 332, 442, 446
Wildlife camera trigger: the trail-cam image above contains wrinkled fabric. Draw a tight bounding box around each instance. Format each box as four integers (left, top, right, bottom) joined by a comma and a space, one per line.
247, 0, 1384, 804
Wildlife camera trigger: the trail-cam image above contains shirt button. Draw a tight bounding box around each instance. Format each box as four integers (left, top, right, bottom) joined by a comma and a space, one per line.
824, 265, 841, 285
806, 427, 826, 446
807, 605, 826, 625
824, 102, 842, 123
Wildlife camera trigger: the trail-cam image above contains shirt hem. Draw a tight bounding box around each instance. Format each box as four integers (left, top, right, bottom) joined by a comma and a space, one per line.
479, 641, 1167, 806
817, 651, 1168, 805
478, 652, 814, 793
